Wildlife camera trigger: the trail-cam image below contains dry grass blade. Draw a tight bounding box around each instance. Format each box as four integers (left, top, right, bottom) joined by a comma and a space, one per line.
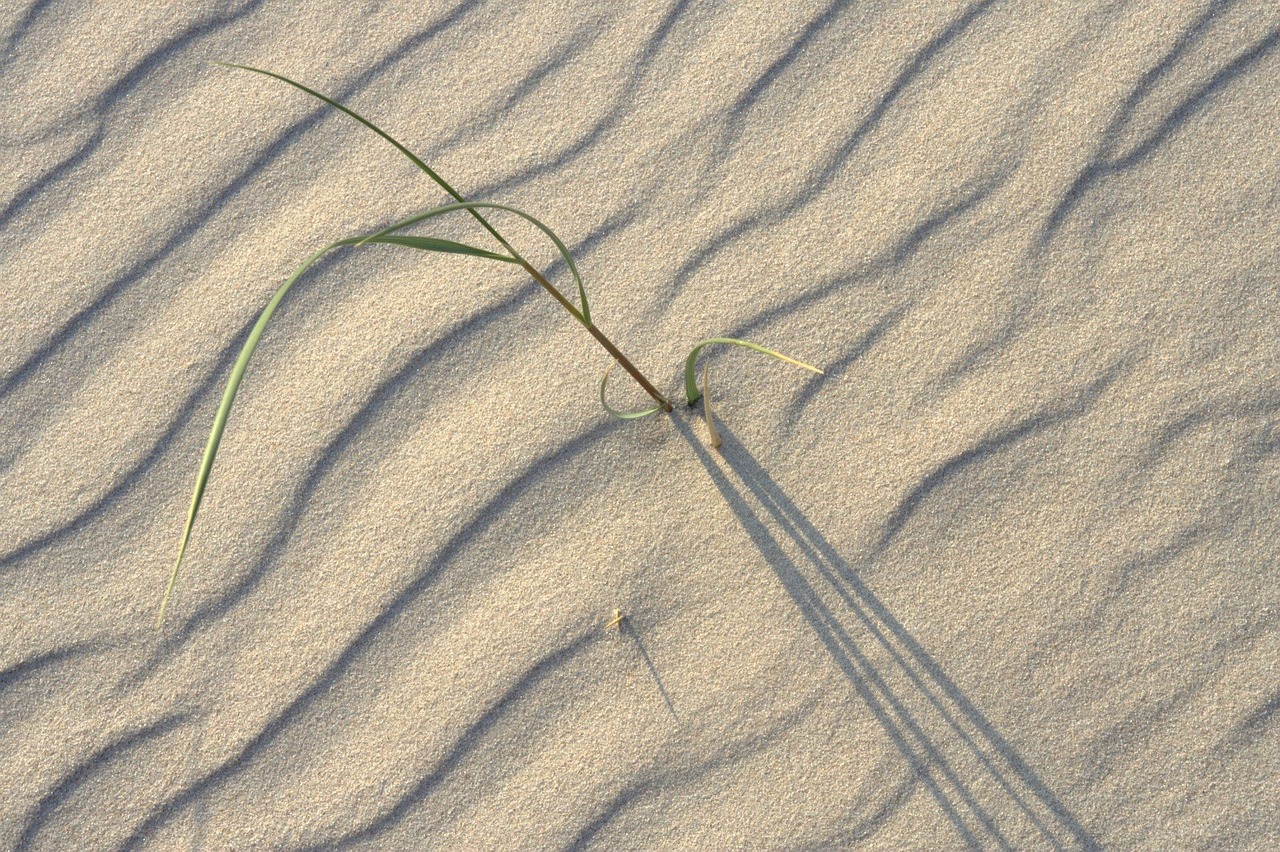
702, 357, 723, 449
683, 337, 823, 406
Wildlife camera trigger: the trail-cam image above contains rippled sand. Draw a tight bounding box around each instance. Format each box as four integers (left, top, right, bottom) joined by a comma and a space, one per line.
3, 1, 1278, 848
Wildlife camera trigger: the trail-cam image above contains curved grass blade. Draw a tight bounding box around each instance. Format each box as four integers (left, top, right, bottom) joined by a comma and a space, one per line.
683, 337, 823, 406
702, 357, 723, 449
158, 238, 352, 626
361, 200, 591, 324
157, 232, 516, 627
215, 62, 515, 254
365, 234, 517, 263
215, 64, 594, 324
599, 361, 663, 420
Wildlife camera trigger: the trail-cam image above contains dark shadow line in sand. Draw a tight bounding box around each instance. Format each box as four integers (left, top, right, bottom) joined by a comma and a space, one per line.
1240, 689, 1280, 735
118, 422, 618, 850
704, 0, 996, 194
562, 700, 819, 850
132, 283, 535, 664
871, 358, 1129, 562
302, 634, 597, 851
656, 0, 1000, 316
16, 712, 191, 852
1040, 2, 1280, 243
0, 0, 268, 232
801, 0, 997, 200
0, 0, 58, 73
0, 308, 260, 568
787, 307, 905, 416
0, 641, 100, 696
461, 0, 695, 205
674, 419, 990, 848
419, 21, 605, 163
0, 0, 483, 405
672, 416, 1099, 850
726, 0, 855, 125
658, 162, 1007, 338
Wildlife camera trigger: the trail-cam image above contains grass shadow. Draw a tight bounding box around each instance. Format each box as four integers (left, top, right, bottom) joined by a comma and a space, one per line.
672, 416, 1098, 849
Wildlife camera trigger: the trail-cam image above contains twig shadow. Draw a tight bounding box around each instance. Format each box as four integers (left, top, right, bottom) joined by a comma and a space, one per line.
672, 416, 1098, 850
618, 616, 678, 720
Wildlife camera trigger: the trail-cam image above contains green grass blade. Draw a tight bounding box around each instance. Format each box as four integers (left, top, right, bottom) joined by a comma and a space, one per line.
361, 200, 590, 324
683, 337, 823, 405
158, 231, 532, 626
215, 64, 509, 243
599, 361, 663, 420
158, 236, 366, 627
364, 234, 517, 263
215, 64, 529, 273
217, 64, 593, 324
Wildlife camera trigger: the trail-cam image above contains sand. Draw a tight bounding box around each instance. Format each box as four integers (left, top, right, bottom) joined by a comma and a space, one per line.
2, 1, 1278, 848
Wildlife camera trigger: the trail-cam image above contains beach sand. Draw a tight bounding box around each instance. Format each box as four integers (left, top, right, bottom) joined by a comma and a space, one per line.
2, 1, 1278, 848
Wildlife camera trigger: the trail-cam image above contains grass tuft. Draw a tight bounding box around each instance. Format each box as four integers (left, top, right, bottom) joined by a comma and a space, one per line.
156, 65, 821, 626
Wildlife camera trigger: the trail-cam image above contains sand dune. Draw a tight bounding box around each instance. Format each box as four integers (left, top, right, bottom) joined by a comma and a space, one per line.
3, 1, 1278, 848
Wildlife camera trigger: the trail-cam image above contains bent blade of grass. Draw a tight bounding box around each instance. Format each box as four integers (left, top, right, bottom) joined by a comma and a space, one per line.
158, 239, 347, 627
360, 200, 590, 324
599, 361, 663, 420
365, 234, 517, 263
683, 337, 823, 406
215, 62, 513, 252
157, 233, 517, 627
216, 64, 595, 324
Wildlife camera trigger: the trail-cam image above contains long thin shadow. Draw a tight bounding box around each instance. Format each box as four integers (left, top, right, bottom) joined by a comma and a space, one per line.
17, 712, 191, 851
620, 617, 677, 719
673, 416, 1098, 849
119, 422, 618, 850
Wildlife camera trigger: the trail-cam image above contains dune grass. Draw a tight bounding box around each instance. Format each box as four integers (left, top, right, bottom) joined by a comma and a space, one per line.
156, 64, 821, 627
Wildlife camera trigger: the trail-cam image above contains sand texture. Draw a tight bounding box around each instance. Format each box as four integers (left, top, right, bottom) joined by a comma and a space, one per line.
3, 1, 1279, 849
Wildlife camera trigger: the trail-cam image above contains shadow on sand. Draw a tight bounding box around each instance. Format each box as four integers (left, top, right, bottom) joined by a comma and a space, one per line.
672, 416, 1098, 850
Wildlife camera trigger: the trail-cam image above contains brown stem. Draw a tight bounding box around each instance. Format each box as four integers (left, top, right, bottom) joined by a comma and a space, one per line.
518, 260, 583, 322
517, 260, 671, 413
584, 322, 673, 412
